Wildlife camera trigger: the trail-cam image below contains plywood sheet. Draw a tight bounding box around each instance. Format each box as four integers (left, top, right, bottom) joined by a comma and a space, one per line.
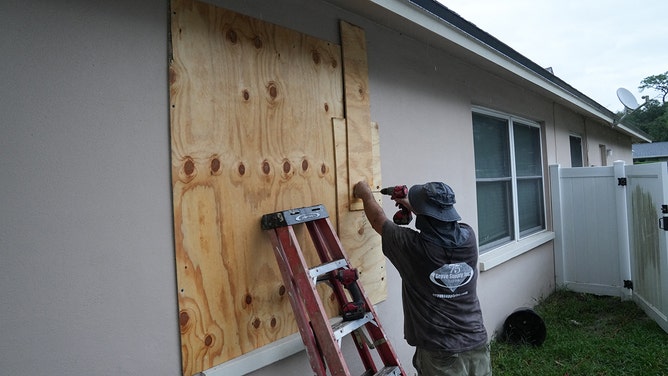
335, 21, 387, 303
169, 1, 385, 373
333, 118, 387, 302
341, 21, 372, 211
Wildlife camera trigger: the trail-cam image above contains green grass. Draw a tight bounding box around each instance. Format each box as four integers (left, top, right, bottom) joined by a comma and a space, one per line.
491, 290, 668, 375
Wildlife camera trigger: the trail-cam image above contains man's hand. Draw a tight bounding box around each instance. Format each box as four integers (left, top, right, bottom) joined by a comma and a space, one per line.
353, 181, 372, 200
393, 195, 414, 214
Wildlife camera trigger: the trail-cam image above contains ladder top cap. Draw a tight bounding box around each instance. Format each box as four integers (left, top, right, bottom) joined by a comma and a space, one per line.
261, 204, 330, 230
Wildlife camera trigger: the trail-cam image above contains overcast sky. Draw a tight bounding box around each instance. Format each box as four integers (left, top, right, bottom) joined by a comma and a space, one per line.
437, 0, 668, 112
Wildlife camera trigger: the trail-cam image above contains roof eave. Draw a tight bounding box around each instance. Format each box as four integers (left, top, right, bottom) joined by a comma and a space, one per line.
326, 0, 651, 142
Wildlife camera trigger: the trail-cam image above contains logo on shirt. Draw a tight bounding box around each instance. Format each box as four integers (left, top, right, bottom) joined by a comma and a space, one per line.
429, 262, 474, 292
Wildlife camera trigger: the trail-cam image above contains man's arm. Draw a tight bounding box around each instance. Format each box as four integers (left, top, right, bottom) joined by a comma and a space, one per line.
353, 181, 389, 235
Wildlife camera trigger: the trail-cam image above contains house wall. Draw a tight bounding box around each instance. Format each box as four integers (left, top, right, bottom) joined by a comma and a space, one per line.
553, 105, 588, 166
0, 0, 180, 375
584, 117, 634, 166
0, 0, 628, 375
550, 101, 634, 167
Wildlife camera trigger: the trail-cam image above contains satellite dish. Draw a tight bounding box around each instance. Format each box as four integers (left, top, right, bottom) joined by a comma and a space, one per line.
617, 87, 640, 110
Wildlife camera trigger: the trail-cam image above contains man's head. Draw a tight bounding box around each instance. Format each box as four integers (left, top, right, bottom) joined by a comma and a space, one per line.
408, 182, 461, 222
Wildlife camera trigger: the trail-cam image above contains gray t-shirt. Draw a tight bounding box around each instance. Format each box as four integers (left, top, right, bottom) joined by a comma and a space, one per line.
382, 220, 488, 352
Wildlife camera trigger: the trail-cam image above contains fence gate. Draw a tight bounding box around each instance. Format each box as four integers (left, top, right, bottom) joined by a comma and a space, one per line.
550, 164, 622, 296
551, 161, 668, 333
625, 163, 668, 333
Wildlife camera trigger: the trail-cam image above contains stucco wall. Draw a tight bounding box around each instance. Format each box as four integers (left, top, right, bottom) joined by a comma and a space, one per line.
1, 0, 627, 375
551, 103, 634, 167
584, 117, 634, 165
0, 0, 180, 374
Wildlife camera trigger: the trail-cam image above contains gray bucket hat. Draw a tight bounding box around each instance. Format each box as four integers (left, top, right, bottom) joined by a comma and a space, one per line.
408, 182, 461, 222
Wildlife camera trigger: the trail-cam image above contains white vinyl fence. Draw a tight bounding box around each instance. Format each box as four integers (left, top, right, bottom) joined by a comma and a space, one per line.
550, 161, 668, 333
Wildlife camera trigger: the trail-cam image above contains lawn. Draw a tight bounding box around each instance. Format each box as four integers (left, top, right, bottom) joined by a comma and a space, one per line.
491, 290, 668, 375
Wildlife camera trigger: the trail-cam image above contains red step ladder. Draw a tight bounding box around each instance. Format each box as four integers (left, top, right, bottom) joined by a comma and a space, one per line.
261, 204, 405, 376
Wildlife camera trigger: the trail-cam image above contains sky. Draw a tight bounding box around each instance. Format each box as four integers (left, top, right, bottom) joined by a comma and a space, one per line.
436, 0, 668, 112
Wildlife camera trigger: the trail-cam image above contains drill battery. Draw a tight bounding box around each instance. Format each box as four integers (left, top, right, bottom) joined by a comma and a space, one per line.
335, 269, 367, 321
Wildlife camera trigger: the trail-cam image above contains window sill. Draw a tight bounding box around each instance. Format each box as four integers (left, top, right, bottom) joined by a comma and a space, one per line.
478, 231, 555, 271
198, 332, 304, 375
198, 313, 362, 375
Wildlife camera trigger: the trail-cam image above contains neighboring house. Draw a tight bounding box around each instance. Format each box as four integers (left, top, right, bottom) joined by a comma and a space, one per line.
633, 141, 668, 163
0, 1, 650, 376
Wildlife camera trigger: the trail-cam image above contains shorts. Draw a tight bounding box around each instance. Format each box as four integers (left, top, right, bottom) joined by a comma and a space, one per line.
412, 343, 492, 376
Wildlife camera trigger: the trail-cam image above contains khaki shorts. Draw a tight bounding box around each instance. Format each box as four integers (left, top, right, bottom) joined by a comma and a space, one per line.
413, 343, 492, 376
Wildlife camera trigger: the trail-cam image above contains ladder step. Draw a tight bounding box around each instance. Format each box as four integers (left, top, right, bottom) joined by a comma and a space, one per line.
331, 312, 374, 342
372, 366, 402, 376
261, 204, 329, 229
308, 259, 348, 281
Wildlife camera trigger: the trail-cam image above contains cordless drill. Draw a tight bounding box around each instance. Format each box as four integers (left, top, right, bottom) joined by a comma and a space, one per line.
335, 269, 367, 321
380, 185, 413, 225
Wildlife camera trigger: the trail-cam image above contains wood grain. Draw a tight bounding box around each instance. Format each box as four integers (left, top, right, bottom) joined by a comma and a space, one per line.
333, 118, 387, 304
170, 1, 385, 373
340, 21, 373, 211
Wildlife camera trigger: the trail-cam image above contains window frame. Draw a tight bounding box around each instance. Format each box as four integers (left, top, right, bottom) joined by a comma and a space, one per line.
472, 107, 548, 256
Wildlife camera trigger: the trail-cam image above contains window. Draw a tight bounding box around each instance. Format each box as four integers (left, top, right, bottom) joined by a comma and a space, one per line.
599, 144, 609, 166
472, 109, 545, 252
569, 134, 583, 167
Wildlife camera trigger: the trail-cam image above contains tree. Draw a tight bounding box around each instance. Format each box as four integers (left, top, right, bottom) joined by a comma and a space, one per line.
625, 99, 668, 141
639, 70, 668, 104
616, 71, 668, 141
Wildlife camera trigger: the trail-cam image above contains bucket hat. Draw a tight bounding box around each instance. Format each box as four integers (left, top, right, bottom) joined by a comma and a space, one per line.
408, 182, 461, 222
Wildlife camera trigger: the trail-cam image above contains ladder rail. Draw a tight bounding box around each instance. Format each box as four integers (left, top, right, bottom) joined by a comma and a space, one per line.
273, 226, 351, 376
314, 218, 403, 371
266, 229, 327, 375
307, 218, 379, 373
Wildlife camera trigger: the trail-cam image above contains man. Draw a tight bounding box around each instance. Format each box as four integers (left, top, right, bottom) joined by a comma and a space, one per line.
353, 181, 491, 376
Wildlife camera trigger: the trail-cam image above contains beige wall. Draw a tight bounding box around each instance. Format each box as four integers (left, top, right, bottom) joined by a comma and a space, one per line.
0, 0, 632, 375
0, 0, 180, 374
584, 117, 634, 165
551, 104, 634, 167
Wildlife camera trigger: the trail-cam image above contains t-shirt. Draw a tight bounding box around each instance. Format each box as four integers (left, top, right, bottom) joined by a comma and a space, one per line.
381, 220, 488, 352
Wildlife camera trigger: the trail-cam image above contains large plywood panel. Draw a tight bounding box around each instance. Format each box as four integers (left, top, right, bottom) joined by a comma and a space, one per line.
169, 0, 385, 374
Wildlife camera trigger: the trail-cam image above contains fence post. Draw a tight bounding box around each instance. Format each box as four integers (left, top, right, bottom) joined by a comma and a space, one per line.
614, 160, 633, 300
549, 164, 566, 287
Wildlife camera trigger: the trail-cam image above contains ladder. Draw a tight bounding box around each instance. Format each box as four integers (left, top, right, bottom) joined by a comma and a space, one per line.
261, 204, 405, 376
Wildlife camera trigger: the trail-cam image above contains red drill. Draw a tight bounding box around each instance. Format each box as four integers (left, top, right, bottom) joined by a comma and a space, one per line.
335, 269, 366, 321
379, 185, 413, 225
